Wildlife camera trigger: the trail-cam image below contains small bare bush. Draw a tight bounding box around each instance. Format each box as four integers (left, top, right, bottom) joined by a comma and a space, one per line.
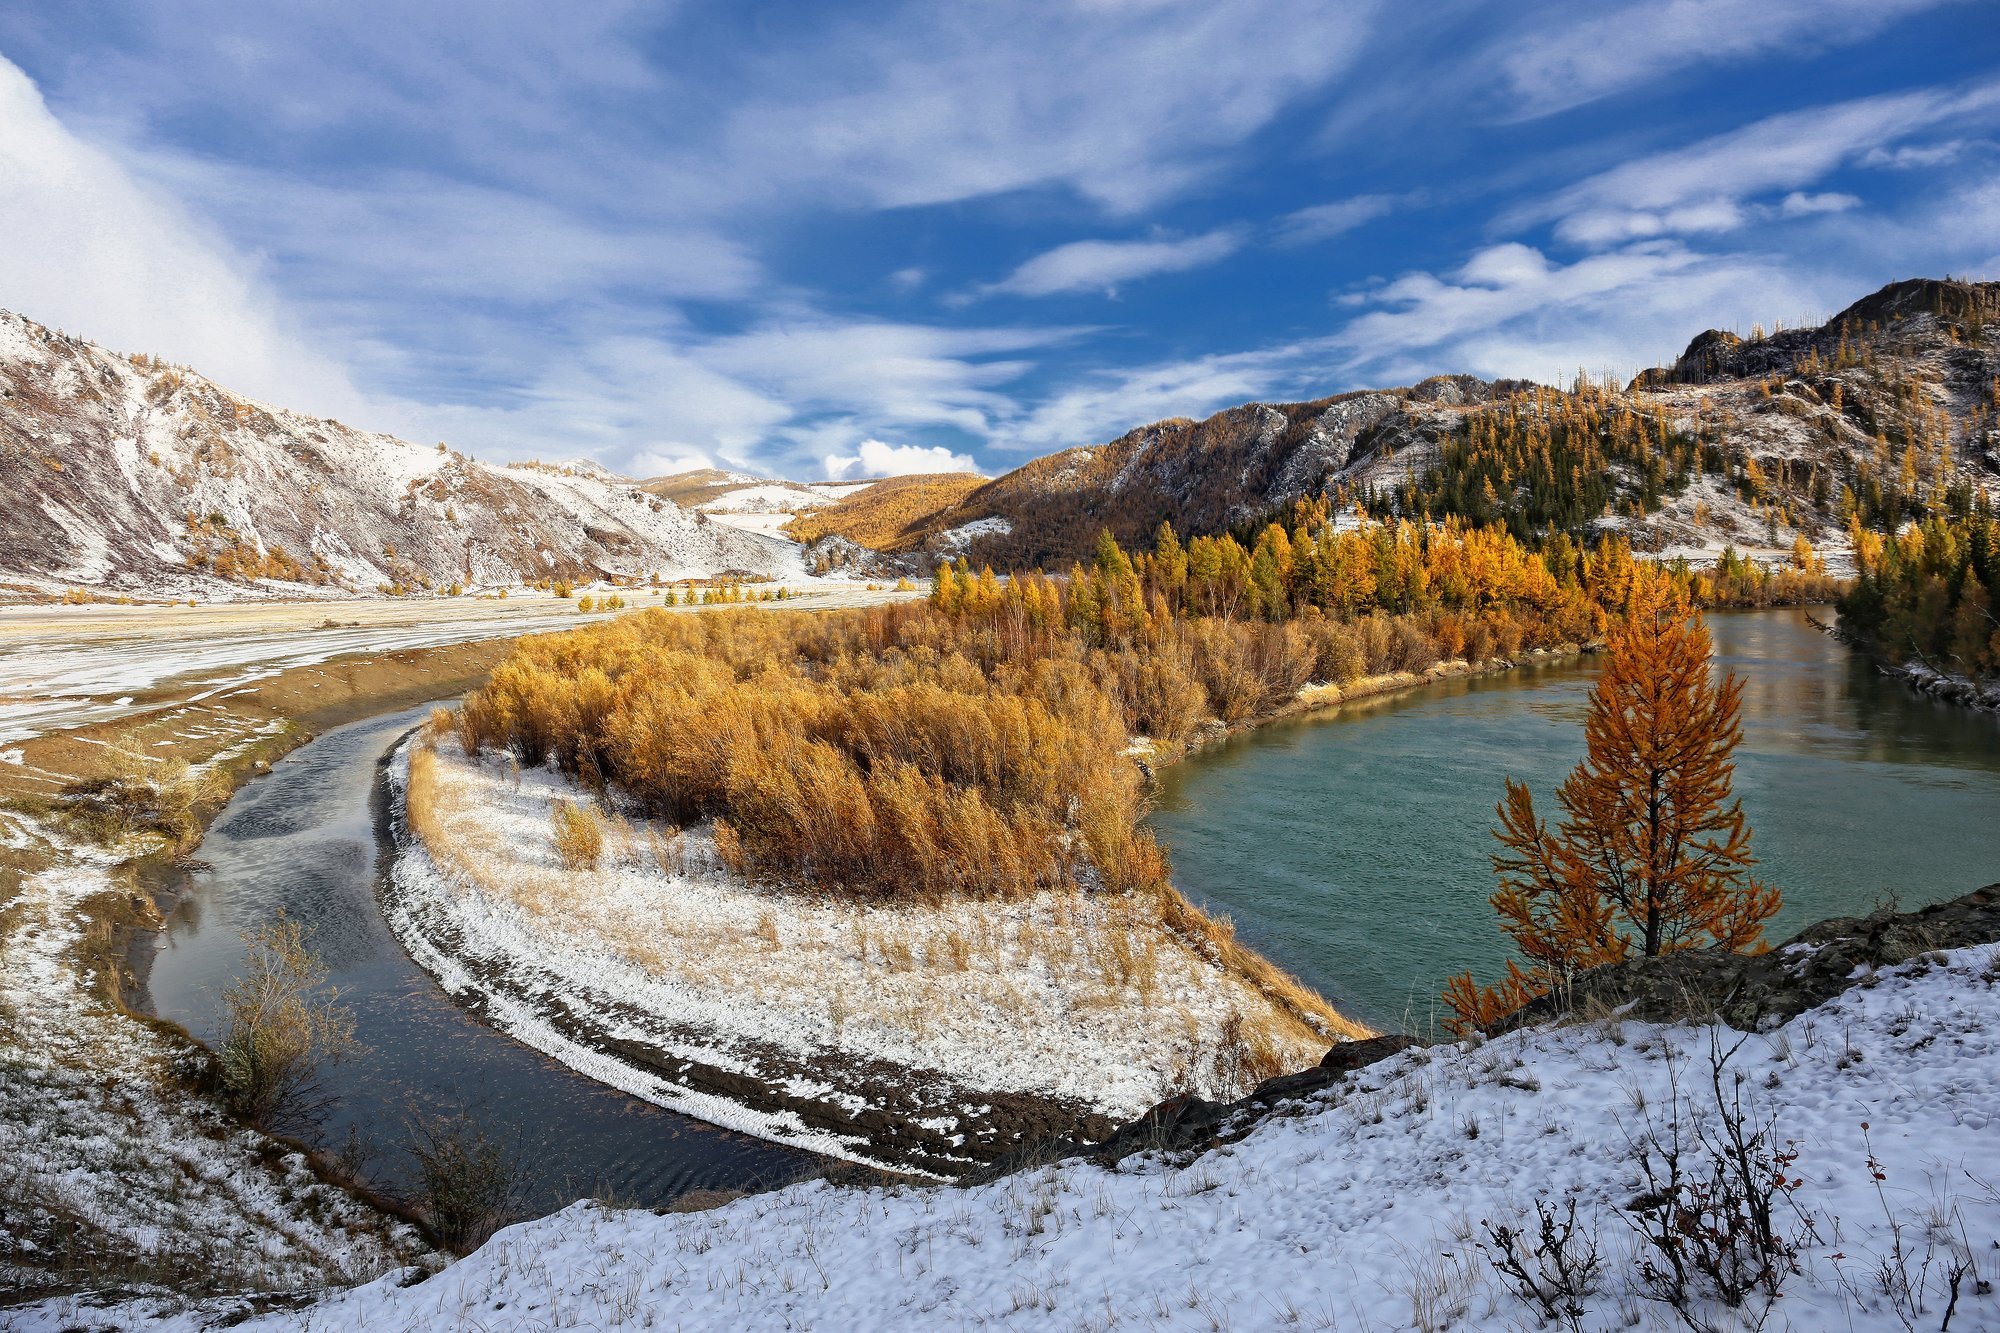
403, 1109, 521, 1254
1625, 1037, 1818, 1330
1478, 1195, 1603, 1330
218, 914, 356, 1133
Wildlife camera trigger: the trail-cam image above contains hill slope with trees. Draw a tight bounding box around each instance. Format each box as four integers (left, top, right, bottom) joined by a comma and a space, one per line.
887, 278, 2000, 573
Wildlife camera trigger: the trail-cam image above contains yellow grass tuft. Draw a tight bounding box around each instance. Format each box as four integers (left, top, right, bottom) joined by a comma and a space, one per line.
550, 799, 604, 871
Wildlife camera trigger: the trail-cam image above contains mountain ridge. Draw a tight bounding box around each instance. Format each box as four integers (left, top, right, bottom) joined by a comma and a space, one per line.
896, 276, 2000, 572
0, 310, 801, 599
5, 276, 1995, 598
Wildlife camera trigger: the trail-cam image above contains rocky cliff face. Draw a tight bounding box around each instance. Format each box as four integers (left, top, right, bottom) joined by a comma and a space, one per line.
900, 278, 2000, 572
0, 311, 799, 599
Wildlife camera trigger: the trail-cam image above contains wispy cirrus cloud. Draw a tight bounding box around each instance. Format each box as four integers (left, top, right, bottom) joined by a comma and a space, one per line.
1486, 0, 1974, 120
719, 1, 1383, 214
1530, 80, 2000, 247
1, 1, 1992, 482
1273, 193, 1406, 247
973, 230, 1246, 300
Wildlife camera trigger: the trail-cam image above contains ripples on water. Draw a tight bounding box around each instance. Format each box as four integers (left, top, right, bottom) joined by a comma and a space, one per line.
142, 704, 813, 1212
1150, 608, 2000, 1030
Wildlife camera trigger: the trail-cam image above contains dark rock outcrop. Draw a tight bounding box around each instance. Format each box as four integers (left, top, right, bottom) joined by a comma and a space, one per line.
1494, 882, 2000, 1035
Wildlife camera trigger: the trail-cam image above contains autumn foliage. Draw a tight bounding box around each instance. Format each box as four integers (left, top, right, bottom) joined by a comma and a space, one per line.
458, 514, 1647, 909
1839, 508, 2000, 681
1444, 575, 1781, 1033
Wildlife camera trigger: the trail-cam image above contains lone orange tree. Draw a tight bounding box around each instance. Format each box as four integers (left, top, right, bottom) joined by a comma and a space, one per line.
1444, 574, 1780, 1032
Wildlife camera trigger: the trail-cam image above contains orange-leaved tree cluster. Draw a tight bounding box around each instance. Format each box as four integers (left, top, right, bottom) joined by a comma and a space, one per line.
1443, 573, 1781, 1033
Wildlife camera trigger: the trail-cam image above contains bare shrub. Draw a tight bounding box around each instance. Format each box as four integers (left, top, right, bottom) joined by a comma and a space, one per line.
550, 799, 604, 870
1625, 1037, 1818, 1330
1478, 1195, 1603, 1330
217, 914, 356, 1133
403, 1110, 521, 1254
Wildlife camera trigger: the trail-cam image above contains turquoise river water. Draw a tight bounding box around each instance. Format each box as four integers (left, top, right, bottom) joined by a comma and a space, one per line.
1149, 607, 2000, 1032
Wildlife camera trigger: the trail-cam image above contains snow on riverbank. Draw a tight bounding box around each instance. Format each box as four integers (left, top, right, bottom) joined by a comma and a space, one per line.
381, 735, 1335, 1173
29, 933, 2000, 1330
0, 582, 902, 747
0, 827, 423, 1303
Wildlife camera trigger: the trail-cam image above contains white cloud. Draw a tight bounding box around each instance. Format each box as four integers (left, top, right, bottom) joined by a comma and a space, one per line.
1332, 241, 1828, 384
999, 344, 1331, 455
823, 439, 981, 481
721, 0, 1380, 214
1534, 81, 2000, 247
1860, 140, 1968, 169
1490, 0, 1970, 120
1273, 194, 1403, 247
1778, 191, 1861, 218
0, 56, 368, 419
699, 319, 1068, 440
978, 230, 1245, 299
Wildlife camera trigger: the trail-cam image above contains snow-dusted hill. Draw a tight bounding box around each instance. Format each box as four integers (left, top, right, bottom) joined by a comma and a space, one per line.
0, 311, 801, 599
639, 469, 881, 539
895, 277, 2000, 573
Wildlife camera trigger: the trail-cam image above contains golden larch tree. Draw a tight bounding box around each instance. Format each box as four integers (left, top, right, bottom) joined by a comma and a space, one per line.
1444, 574, 1780, 1031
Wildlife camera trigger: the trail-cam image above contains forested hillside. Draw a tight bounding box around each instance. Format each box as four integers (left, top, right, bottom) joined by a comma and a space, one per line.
1840, 510, 2000, 694
889, 278, 2000, 573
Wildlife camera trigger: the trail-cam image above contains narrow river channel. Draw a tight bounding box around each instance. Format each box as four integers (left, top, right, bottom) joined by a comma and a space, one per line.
138, 703, 815, 1212
1150, 607, 2000, 1031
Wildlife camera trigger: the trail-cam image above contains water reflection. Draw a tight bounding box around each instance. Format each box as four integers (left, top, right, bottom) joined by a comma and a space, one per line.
142, 704, 814, 1212
1151, 608, 2000, 1030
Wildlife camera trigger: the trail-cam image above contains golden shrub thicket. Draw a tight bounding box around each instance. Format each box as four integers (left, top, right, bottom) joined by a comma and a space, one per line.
458, 513, 1653, 910
459, 605, 1161, 901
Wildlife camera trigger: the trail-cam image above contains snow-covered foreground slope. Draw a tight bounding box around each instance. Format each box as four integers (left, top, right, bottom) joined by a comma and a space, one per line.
0, 311, 800, 599
31, 936, 2000, 1331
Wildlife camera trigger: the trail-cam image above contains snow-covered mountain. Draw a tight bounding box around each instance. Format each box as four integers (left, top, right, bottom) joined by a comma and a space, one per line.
0, 311, 801, 599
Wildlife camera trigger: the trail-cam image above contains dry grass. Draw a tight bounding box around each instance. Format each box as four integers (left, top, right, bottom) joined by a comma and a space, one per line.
550, 800, 604, 870
784, 472, 987, 551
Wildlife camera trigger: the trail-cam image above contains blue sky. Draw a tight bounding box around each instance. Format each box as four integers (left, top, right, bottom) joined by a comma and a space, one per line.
1, 2, 1996, 481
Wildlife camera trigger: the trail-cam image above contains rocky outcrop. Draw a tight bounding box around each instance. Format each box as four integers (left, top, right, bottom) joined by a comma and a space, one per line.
966, 1034, 1421, 1181
904, 383, 1499, 570
1495, 882, 2000, 1035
